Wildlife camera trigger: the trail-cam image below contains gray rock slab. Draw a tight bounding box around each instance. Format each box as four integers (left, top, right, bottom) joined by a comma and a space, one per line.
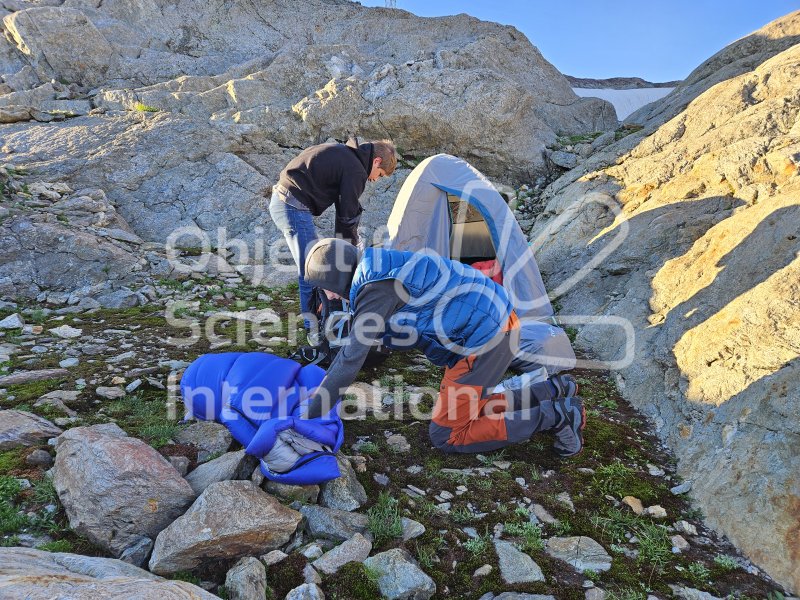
319, 454, 367, 512
225, 556, 267, 600
545, 536, 612, 573
0, 410, 62, 451
185, 449, 258, 496
312, 532, 372, 574
262, 480, 320, 504
364, 548, 436, 600
299, 504, 369, 542
0, 547, 218, 599
284, 583, 325, 600
0, 369, 69, 386
494, 539, 545, 584
174, 421, 232, 455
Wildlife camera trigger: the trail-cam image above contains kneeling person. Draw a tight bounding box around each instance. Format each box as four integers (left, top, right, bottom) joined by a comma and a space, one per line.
302, 238, 585, 456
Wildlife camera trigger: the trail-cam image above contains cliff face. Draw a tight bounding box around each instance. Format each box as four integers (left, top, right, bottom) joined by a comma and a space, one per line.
530, 12, 800, 592
0, 0, 616, 244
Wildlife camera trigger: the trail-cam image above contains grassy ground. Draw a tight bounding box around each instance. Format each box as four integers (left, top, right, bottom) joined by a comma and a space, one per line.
0, 282, 785, 598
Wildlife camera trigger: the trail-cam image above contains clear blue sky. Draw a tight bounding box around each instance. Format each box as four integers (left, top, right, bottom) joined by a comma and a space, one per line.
357, 0, 798, 81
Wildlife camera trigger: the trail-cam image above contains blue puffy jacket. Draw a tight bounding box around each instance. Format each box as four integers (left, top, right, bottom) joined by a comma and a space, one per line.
180, 352, 344, 485
350, 248, 514, 367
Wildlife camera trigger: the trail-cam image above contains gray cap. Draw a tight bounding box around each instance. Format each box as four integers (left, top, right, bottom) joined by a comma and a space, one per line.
304, 238, 361, 298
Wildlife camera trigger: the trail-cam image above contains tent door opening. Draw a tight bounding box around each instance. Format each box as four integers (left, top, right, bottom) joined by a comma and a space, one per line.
447, 194, 496, 264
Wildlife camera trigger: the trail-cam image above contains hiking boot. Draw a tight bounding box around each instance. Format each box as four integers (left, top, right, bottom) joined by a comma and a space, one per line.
549, 373, 578, 398
552, 396, 586, 457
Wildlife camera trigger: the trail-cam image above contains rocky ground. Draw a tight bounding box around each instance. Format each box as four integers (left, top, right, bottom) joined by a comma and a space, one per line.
0, 271, 788, 599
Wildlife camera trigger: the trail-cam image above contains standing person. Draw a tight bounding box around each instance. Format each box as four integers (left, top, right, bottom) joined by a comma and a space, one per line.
269, 137, 397, 317
301, 238, 585, 457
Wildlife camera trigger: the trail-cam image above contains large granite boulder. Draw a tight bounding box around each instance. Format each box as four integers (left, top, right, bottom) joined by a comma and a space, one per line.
149, 480, 302, 575
0, 547, 218, 599
53, 423, 196, 560
0, 0, 616, 249
528, 14, 800, 593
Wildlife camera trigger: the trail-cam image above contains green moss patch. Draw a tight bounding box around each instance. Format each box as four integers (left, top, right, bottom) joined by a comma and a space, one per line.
323, 562, 382, 600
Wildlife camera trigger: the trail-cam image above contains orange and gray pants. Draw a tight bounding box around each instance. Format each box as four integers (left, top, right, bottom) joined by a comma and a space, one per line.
428, 312, 559, 453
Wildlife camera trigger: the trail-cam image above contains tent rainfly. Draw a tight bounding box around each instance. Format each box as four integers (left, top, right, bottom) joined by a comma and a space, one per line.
386, 154, 576, 374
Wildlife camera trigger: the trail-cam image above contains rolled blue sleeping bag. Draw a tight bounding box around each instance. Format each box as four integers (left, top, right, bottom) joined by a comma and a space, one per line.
180, 352, 344, 485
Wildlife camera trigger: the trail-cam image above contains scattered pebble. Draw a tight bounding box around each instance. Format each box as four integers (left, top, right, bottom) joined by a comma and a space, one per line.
473, 564, 492, 577
167, 456, 189, 476
25, 449, 53, 467
671, 534, 690, 553
386, 434, 411, 452
300, 543, 324, 560
532, 504, 558, 525
671, 481, 692, 495
622, 496, 644, 515
406, 484, 426, 496
674, 520, 698, 536
96, 386, 125, 400
49, 324, 83, 339
556, 492, 575, 512
644, 505, 668, 519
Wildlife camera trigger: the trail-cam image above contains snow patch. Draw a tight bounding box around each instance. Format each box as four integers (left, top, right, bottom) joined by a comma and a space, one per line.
573, 87, 674, 120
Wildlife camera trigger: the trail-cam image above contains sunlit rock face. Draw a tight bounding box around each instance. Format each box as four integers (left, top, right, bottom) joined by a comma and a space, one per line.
529, 11, 800, 593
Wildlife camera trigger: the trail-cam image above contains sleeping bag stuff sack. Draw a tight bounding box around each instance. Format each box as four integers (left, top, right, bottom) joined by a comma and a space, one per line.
180, 352, 344, 485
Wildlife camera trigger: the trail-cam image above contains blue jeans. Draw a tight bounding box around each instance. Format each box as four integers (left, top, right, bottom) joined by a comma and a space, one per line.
269, 191, 319, 322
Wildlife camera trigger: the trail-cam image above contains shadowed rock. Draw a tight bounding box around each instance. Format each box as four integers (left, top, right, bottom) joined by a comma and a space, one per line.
0, 547, 218, 599
149, 480, 301, 575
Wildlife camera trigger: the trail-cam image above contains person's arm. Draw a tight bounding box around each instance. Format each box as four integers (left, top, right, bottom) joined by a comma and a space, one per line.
304, 280, 404, 418
334, 172, 366, 246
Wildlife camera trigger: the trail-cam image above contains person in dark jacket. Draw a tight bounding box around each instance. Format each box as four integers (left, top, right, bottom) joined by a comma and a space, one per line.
269, 138, 397, 318
301, 238, 586, 457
